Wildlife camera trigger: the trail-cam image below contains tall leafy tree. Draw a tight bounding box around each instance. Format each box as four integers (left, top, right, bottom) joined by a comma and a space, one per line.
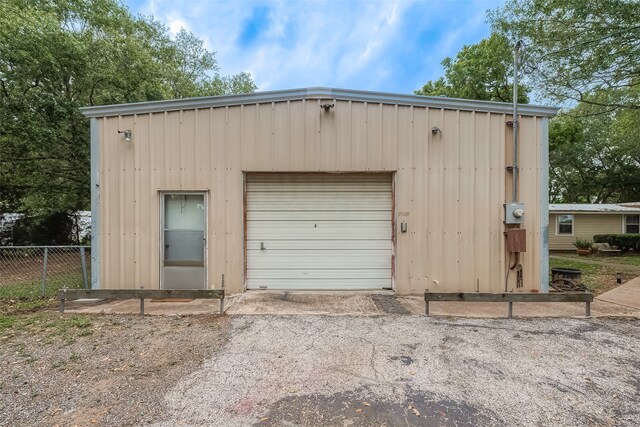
489, 0, 640, 110
550, 90, 640, 203
0, 0, 256, 242
415, 33, 529, 103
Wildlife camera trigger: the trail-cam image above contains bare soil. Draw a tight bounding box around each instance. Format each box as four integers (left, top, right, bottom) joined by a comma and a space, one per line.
0, 313, 229, 427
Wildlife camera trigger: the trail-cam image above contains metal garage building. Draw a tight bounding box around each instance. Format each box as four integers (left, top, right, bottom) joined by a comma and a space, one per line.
81, 87, 558, 295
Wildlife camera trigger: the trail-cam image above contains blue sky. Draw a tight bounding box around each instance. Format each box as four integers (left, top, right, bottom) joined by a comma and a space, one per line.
123, 0, 506, 94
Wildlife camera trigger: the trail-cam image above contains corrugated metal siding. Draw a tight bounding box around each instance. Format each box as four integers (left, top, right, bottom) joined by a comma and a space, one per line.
246, 174, 392, 290
548, 213, 623, 250
98, 99, 544, 294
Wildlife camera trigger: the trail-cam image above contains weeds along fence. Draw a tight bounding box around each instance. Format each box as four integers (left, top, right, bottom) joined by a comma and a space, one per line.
0, 246, 90, 298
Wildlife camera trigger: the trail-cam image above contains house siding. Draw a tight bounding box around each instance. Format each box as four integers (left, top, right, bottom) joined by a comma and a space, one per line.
548, 213, 623, 250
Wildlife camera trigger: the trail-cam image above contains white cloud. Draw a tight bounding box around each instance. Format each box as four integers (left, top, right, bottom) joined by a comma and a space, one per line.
129, 0, 504, 93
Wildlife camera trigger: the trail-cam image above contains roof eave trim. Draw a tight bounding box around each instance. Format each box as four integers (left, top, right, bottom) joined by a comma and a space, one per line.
80, 87, 561, 118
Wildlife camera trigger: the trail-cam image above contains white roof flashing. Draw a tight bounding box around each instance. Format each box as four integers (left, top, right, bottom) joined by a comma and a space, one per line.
549, 203, 640, 213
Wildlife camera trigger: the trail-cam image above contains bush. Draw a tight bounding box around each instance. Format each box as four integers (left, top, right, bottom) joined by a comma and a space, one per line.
593, 234, 640, 254
572, 238, 593, 250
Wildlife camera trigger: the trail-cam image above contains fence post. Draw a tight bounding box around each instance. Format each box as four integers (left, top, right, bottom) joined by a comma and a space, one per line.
41, 246, 49, 297
80, 246, 88, 289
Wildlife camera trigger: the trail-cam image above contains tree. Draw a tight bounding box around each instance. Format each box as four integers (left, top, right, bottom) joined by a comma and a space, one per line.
489, 0, 640, 110
415, 33, 529, 103
0, 0, 256, 242
549, 93, 640, 203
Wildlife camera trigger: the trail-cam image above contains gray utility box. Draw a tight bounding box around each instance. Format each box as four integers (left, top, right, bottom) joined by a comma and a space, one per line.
504, 202, 525, 225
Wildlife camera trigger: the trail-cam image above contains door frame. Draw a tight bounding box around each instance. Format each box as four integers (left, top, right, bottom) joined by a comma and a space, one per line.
243, 172, 395, 291
159, 190, 209, 290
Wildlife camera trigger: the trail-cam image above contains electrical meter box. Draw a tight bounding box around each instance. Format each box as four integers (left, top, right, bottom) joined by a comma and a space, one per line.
504, 202, 525, 225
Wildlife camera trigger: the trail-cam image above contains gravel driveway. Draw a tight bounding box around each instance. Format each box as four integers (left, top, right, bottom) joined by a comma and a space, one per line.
149, 316, 639, 427
2, 314, 639, 426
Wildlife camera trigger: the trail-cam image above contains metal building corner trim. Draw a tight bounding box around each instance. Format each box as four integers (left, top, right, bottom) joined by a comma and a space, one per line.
90, 118, 100, 289
539, 117, 550, 292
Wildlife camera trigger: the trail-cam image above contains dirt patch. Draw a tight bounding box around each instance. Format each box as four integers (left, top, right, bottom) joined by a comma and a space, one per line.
0, 313, 229, 427
587, 270, 637, 295
257, 386, 501, 426
371, 294, 411, 314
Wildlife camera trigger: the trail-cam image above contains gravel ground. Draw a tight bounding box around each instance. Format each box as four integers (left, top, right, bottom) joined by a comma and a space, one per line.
0, 313, 230, 426
2, 314, 639, 426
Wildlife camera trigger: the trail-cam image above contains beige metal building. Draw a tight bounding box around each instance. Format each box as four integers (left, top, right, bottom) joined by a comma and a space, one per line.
549, 204, 640, 250
81, 88, 558, 295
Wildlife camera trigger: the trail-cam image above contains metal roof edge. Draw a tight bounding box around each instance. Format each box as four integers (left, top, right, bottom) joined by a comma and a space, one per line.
549, 204, 640, 213
80, 86, 561, 118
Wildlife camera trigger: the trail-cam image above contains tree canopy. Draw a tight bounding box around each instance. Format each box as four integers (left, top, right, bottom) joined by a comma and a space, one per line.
549, 96, 640, 203
0, 0, 256, 232
415, 33, 529, 103
489, 0, 640, 110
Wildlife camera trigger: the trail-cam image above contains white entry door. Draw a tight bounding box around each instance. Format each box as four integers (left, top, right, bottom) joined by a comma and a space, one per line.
161, 193, 206, 289
246, 174, 392, 290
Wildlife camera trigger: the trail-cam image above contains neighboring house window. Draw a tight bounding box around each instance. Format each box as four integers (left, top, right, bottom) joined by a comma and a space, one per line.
557, 214, 573, 235
625, 215, 639, 234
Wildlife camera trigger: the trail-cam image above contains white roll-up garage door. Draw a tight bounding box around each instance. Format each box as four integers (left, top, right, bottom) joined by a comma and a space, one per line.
246, 173, 393, 290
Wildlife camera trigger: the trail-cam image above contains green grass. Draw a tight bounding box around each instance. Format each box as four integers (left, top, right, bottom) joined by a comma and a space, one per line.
0, 315, 17, 331
549, 258, 602, 274
0, 271, 87, 316
549, 256, 636, 294
0, 313, 94, 343
551, 252, 640, 267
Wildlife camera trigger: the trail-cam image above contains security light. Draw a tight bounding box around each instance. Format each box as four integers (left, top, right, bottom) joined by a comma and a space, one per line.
118, 129, 132, 142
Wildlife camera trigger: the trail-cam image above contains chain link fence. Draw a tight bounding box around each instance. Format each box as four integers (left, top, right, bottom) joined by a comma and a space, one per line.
0, 246, 90, 299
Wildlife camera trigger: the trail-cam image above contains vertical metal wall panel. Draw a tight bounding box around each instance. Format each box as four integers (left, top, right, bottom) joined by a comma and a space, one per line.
225, 106, 244, 290
459, 111, 476, 292
304, 100, 321, 170
474, 113, 492, 291
134, 114, 146, 288
366, 103, 383, 171
426, 109, 444, 291
351, 102, 367, 171
395, 106, 413, 291
335, 101, 353, 170
320, 99, 337, 171
273, 102, 291, 171
211, 107, 227, 288
98, 98, 545, 294
381, 105, 398, 170
490, 114, 507, 292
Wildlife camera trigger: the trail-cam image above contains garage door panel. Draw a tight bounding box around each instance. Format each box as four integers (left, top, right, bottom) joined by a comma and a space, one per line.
247, 182, 390, 192
246, 174, 392, 290
246, 240, 392, 250
246, 278, 390, 290
247, 192, 392, 210
247, 268, 391, 279
248, 221, 391, 240
247, 210, 391, 221
248, 173, 389, 184
248, 250, 391, 269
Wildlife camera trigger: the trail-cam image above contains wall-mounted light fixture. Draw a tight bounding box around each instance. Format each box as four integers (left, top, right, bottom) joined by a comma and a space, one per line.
431, 126, 442, 135
118, 129, 132, 142
320, 103, 334, 112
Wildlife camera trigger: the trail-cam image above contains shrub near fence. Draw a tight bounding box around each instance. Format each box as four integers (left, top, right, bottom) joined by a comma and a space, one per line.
0, 246, 90, 299
593, 235, 640, 254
